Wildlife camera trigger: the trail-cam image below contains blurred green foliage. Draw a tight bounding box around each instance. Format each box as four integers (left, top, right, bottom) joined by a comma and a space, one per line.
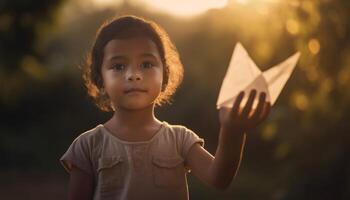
0, 0, 349, 199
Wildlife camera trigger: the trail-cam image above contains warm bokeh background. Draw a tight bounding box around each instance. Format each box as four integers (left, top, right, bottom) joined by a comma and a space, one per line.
1, 0, 349, 199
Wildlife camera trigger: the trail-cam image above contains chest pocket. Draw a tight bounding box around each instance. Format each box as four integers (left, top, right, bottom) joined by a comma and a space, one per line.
151, 155, 185, 188
97, 156, 124, 194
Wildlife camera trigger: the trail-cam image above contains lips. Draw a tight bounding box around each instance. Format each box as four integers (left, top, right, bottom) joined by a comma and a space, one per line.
124, 88, 147, 94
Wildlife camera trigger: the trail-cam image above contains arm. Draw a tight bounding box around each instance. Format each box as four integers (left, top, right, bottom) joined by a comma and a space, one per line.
186, 90, 270, 190
68, 165, 94, 200
186, 134, 245, 190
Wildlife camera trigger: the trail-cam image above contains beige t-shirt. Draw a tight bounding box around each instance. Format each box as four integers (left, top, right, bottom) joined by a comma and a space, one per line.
60, 121, 204, 200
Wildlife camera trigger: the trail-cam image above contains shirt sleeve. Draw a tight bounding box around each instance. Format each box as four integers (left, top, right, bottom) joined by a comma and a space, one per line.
181, 127, 205, 159
60, 134, 93, 175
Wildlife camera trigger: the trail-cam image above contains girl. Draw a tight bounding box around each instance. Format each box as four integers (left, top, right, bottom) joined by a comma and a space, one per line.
60, 15, 270, 200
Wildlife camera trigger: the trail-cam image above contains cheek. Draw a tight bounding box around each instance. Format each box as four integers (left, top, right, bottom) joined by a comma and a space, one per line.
154, 69, 164, 90
157, 69, 163, 83
102, 72, 122, 92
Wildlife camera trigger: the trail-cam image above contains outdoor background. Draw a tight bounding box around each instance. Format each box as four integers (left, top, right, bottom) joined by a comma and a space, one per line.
0, 0, 349, 199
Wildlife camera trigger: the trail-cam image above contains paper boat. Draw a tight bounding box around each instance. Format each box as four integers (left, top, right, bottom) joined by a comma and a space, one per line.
216, 43, 300, 109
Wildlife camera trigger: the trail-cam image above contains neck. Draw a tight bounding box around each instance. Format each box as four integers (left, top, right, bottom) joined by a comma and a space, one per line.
111, 104, 159, 130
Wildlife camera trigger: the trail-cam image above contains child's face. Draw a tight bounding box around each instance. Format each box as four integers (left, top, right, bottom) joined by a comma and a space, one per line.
101, 36, 164, 111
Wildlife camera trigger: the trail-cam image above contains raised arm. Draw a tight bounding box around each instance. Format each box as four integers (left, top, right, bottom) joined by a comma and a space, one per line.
186, 90, 270, 190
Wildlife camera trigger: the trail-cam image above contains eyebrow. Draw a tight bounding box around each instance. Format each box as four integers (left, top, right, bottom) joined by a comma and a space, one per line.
140, 53, 158, 58
108, 53, 158, 61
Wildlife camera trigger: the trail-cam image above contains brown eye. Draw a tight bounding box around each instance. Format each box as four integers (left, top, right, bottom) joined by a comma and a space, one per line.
112, 63, 125, 71
141, 61, 153, 69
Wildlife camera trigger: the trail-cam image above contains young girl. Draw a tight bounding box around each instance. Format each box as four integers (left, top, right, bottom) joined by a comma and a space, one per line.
60, 15, 270, 200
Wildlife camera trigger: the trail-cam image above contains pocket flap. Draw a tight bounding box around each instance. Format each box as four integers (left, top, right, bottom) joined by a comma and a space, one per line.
152, 156, 184, 168
98, 156, 123, 171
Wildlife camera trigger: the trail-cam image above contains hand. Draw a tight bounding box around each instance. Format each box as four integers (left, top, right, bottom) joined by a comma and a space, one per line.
219, 90, 271, 133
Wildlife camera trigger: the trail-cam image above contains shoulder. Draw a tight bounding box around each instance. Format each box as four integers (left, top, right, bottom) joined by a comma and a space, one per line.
160, 121, 204, 158
162, 121, 194, 135
60, 124, 107, 175
71, 124, 106, 149
161, 121, 202, 141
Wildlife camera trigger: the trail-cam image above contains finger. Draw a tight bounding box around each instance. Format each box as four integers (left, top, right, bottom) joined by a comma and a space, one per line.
257, 102, 271, 124
241, 89, 257, 119
230, 91, 244, 116
219, 107, 230, 121
250, 92, 266, 122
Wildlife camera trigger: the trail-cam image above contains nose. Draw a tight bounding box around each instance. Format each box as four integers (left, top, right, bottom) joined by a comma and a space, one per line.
126, 67, 142, 81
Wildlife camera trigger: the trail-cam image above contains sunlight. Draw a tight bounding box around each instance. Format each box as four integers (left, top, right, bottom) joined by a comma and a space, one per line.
308, 38, 320, 55
235, 0, 281, 5
286, 19, 300, 35
236, 0, 248, 5
92, 0, 118, 5
89, 0, 287, 17
90, 0, 123, 9
291, 91, 309, 111
131, 0, 228, 17
90, 0, 228, 17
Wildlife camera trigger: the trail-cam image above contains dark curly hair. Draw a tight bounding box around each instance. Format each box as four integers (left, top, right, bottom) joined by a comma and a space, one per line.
83, 15, 184, 112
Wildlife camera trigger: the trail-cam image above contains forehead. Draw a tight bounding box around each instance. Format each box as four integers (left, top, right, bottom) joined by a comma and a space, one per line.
103, 37, 161, 60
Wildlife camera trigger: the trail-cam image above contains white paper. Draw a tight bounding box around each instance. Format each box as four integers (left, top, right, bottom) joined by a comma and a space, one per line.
216, 42, 300, 109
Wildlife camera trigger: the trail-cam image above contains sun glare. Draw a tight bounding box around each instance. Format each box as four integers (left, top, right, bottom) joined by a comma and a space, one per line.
89, 0, 285, 17
90, 0, 123, 9
135, 0, 228, 17
235, 0, 281, 5
90, 0, 228, 17
236, 0, 248, 5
